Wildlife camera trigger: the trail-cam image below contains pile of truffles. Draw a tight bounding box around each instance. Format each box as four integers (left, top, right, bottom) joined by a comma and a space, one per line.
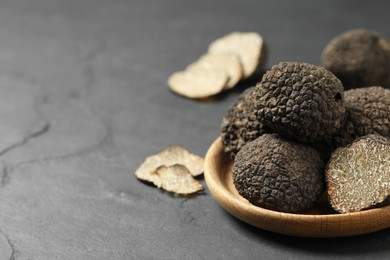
221, 30, 390, 214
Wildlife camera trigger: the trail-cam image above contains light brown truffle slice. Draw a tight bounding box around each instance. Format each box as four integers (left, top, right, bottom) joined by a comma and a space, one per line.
152, 164, 203, 195
326, 135, 390, 213
135, 146, 204, 184
208, 32, 266, 78
188, 52, 243, 89
168, 66, 228, 99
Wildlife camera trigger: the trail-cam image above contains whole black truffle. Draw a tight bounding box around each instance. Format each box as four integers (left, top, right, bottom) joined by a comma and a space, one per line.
233, 134, 325, 213
221, 87, 267, 158
332, 86, 390, 147
322, 29, 390, 89
251, 62, 346, 144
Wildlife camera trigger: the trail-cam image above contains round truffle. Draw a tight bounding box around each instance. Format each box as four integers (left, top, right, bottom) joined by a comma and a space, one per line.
251, 62, 346, 144
333, 86, 390, 147
221, 87, 267, 158
233, 134, 325, 213
322, 29, 390, 89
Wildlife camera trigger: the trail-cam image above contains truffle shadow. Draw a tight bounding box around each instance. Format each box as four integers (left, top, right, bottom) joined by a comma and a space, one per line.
227, 212, 390, 257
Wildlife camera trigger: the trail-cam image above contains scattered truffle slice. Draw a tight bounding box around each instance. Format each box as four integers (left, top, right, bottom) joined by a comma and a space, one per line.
233, 134, 325, 213
153, 165, 203, 195
208, 32, 266, 78
168, 66, 228, 99
332, 86, 390, 147
322, 29, 390, 89
251, 62, 346, 144
135, 146, 204, 184
221, 87, 267, 158
326, 135, 390, 213
188, 52, 243, 89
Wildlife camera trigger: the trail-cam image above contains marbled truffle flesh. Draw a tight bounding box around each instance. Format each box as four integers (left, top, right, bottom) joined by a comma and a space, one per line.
333, 86, 390, 147
326, 135, 390, 213
233, 134, 325, 213
251, 62, 346, 144
221, 87, 267, 158
322, 29, 390, 89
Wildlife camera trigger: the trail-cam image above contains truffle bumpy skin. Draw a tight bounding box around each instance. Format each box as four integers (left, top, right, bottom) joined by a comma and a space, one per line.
233, 134, 325, 213
332, 86, 390, 147
221, 87, 267, 158
251, 62, 346, 144
322, 29, 390, 89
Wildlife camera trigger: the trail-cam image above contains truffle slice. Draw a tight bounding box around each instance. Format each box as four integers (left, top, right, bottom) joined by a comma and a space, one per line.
208, 32, 266, 78
251, 62, 346, 144
332, 86, 390, 147
326, 135, 390, 213
168, 66, 228, 99
221, 87, 267, 158
188, 52, 243, 89
322, 29, 390, 89
135, 145, 204, 184
153, 165, 203, 195
233, 134, 325, 213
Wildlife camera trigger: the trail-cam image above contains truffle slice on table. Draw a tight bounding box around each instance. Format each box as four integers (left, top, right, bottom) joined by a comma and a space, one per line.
251, 62, 346, 144
168, 66, 228, 99
221, 87, 267, 158
326, 135, 390, 213
233, 134, 325, 213
322, 29, 390, 89
332, 86, 390, 148
135, 145, 204, 183
135, 146, 204, 196
208, 32, 267, 79
153, 165, 203, 195
188, 52, 243, 89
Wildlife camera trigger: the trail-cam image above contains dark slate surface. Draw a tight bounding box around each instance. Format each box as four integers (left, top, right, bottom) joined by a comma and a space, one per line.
0, 0, 389, 259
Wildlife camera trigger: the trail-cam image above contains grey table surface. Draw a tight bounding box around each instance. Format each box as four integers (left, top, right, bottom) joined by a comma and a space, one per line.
0, 0, 389, 259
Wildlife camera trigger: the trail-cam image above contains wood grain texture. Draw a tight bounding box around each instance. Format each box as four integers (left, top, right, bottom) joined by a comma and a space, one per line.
204, 137, 390, 238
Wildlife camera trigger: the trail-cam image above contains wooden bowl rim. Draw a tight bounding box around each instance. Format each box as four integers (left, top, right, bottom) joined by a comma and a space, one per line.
204, 137, 390, 237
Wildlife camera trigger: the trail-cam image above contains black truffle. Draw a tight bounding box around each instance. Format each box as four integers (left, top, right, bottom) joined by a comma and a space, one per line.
322, 29, 390, 89
233, 134, 325, 213
221, 87, 267, 158
251, 62, 346, 144
332, 86, 390, 147
326, 134, 390, 213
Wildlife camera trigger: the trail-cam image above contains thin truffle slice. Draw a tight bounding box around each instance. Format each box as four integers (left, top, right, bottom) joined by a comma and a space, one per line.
251, 62, 346, 144
135, 146, 204, 184
208, 32, 266, 78
153, 165, 203, 195
322, 29, 390, 89
233, 134, 325, 213
221, 87, 267, 158
332, 86, 390, 147
168, 66, 228, 99
188, 52, 243, 89
326, 135, 390, 213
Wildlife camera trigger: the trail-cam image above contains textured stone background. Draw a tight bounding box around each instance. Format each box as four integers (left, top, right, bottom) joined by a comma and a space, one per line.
0, 0, 389, 259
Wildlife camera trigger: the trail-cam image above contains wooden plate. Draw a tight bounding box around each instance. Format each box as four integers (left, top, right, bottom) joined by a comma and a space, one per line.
204, 137, 390, 238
